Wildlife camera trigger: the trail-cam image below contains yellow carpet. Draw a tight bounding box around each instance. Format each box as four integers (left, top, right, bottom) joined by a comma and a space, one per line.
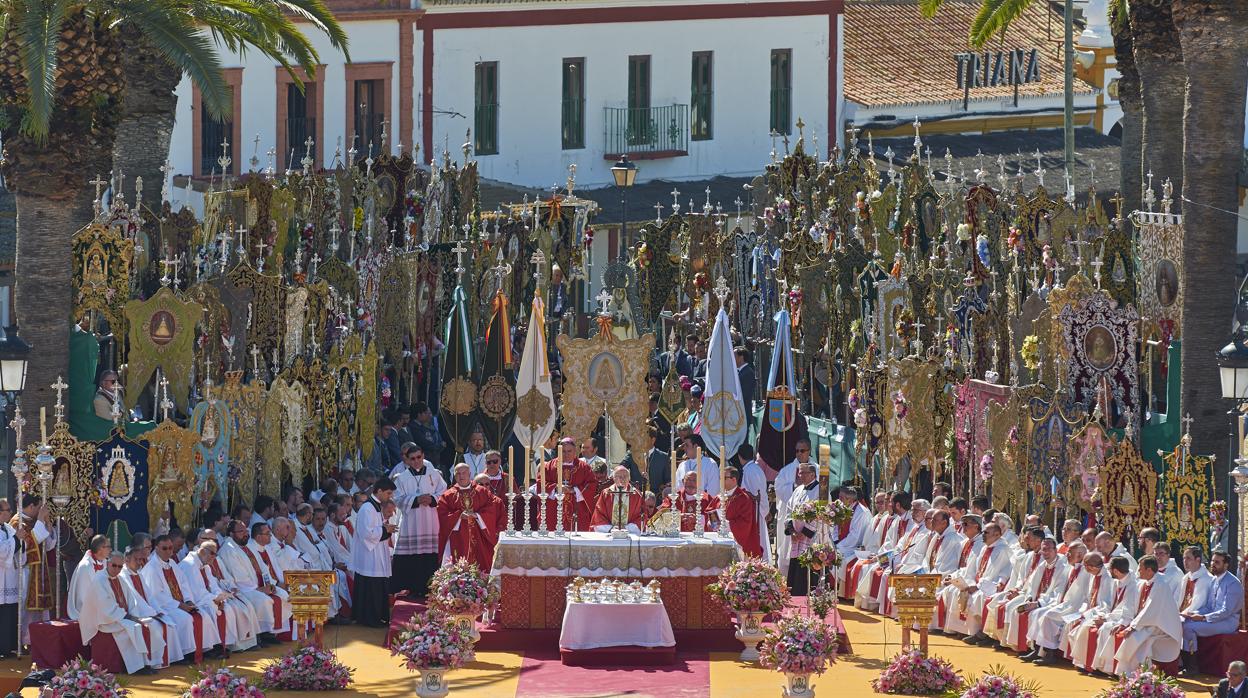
2, 607, 1218, 696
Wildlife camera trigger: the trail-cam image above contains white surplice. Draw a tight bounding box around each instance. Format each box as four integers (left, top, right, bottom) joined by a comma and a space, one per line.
66, 553, 106, 620
121, 567, 185, 666
351, 498, 392, 578
78, 573, 163, 674
217, 540, 291, 634
1112, 579, 1182, 676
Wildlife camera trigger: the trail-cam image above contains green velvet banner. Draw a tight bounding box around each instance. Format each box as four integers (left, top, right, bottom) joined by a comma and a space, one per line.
67, 327, 155, 442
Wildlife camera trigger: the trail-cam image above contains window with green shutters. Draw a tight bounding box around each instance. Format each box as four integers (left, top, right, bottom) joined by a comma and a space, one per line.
691, 51, 713, 141
770, 49, 792, 136
561, 58, 585, 150
474, 61, 499, 156
627, 55, 651, 146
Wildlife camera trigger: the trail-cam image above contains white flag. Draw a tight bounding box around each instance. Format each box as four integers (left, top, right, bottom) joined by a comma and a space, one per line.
699, 306, 747, 458
511, 296, 557, 453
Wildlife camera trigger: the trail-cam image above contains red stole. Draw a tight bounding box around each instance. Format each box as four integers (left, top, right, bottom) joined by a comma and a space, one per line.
957, 539, 975, 567
199, 567, 228, 646
241, 547, 267, 585
1059, 567, 1082, 602
927, 532, 944, 568
108, 577, 128, 611
837, 517, 851, 541
257, 549, 281, 581
975, 545, 995, 580
1135, 581, 1152, 615
1111, 584, 1127, 609
1181, 577, 1196, 610
1036, 564, 1057, 596
161, 567, 185, 603
1088, 573, 1103, 607
128, 574, 169, 666
163, 565, 205, 662
241, 546, 284, 629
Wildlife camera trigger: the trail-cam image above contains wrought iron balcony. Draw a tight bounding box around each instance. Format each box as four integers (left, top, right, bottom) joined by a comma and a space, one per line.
604, 104, 689, 160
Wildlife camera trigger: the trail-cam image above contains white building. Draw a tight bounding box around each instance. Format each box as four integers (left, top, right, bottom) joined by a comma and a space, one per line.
169, 0, 843, 201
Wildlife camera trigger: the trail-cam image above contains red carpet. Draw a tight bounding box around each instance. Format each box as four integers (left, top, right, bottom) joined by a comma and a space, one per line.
516, 649, 711, 698
559, 645, 676, 666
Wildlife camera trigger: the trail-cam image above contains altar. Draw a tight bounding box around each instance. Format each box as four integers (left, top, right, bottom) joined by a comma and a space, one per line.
490, 532, 739, 630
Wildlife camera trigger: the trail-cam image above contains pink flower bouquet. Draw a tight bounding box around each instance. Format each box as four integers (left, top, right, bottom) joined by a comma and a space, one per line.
181, 668, 264, 698
259, 645, 353, 691
871, 650, 963, 695
708, 558, 791, 613
790, 499, 853, 527
758, 613, 839, 676
798, 542, 842, 571
42, 658, 128, 698
959, 666, 1040, 698
391, 610, 476, 672
428, 558, 500, 615
1095, 671, 1186, 698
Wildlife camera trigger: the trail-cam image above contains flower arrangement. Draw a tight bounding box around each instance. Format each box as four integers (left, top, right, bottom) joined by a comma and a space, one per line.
1020, 335, 1040, 371
807, 584, 838, 619
798, 542, 842, 572
1095, 670, 1185, 698
392, 610, 476, 672
428, 558, 500, 615
855, 408, 869, 428
978, 454, 994, 483
791, 499, 854, 527
758, 613, 839, 676
259, 645, 353, 691
707, 558, 791, 613
958, 666, 1040, 698
41, 658, 128, 698
181, 668, 264, 698
870, 650, 963, 695
1210, 500, 1228, 528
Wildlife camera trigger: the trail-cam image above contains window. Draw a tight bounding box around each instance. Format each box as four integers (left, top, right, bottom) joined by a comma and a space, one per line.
474, 62, 499, 156
200, 87, 235, 176
627, 55, 651, 146
353, 79, 385, 157
691, 52, 713, 141
770, 49, 792, 136
561, 58, 585, 150
0, 286, 9, 328
285, 83, 318, 169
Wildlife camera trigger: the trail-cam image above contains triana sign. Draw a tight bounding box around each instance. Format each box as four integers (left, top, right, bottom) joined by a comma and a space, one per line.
955, 48, 1041, 89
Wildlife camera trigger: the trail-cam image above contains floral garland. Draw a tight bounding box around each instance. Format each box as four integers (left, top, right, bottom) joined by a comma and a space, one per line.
41, 658, 129, 698
392, 610, 476, 672
181, 668, 264, 698
1095, 670, 1185, 698
871, 650, 963, 695
958, 666, 1040, 698
707, 558, 791, 613
758, 613, 839, 676
428, 558, 500, 615
797, 542, 842, 572
259, 645, 353, 691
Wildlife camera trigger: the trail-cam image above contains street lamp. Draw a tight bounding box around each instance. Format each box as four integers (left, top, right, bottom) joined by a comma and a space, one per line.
1217, 293, 1248, 562
0, 323, 29, 656
611, 155, 638, 243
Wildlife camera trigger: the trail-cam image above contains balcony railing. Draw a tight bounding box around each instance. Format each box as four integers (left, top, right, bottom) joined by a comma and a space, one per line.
604, 104, 689, 159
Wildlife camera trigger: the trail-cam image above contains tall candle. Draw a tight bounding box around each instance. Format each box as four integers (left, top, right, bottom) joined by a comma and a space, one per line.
695, 447, 702, 492
507, 445, 514, 494
719, 445, 726, 494
40, 407, 46, 444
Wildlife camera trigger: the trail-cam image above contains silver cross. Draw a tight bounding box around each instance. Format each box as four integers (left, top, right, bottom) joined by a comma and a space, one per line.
51, 376, 68, 423
654, 201, 664, 223
670, 188, 681, 214
595, 289, 613, 316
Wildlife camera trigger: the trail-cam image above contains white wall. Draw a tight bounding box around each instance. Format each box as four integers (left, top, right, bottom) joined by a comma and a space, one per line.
423, 15, 829, 189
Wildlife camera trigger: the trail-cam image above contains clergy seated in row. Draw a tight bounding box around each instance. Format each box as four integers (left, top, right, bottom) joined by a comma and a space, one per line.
294, 504, 351, 621
852, 494, 926, 612
68, 535, 112, 621
540, 438, 598, 532
973, 526, 1046, 646
591, 466, 646, 534
934, 521, 1011, 639
1066, 556, 1137, 674
1002, 539, 1078, 655
1025, 545, 1105, 665
436, 464, 504, 572
218, 520, 292, 644
881, 508, 968, 622
78, 552, 162, 674
657, 471, 717, 533
352, 477, 398, 628
182, 541, 259, 652
782, 462, 820, 596
829, 486, 872, 586
120, 546, 188, 664
1109, 555, 1183, 677
865, 502, 933, 617
837, 491, 896, 601
931, 515, 985, 630
1179, 551, 1245, 677
141, 534, 223, 662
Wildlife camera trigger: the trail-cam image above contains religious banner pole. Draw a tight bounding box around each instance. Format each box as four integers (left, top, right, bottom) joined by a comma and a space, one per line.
10, 406, 26, 658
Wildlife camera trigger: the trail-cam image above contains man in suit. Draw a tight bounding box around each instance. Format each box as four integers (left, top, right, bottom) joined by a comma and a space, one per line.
622, 425, 671, 496
1180, 551, 1245, 676
1218, 661, 1247, 698
734, 347, 757, 416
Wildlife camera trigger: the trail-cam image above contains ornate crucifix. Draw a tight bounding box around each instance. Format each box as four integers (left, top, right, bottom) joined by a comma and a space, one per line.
51, 376, 68, 424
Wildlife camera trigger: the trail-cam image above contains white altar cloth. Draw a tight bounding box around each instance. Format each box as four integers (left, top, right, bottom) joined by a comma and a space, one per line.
559, 601, 677, 650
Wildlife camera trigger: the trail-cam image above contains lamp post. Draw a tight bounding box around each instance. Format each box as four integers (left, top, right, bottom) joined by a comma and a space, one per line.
610, 155, 638, 246
1216, 302, 1248, 562
0, 323, 31, 656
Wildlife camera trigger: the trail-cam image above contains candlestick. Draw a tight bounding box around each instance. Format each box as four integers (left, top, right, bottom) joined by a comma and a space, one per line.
505, 492, 517, 536
537, 492, 549, 536
553, 492, 566, 537
522, 491, 533, 535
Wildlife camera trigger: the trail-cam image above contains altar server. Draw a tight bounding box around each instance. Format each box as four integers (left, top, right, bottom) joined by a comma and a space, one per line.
121, 546, 186, 664
1179, 551, 1244, 676
718, 467, 763, 557
142, 534, 221, 661
352, 477, 397, 628
67, 535, 111, 620
184, 542, 258, 652
17, 494, 56, 644
79, 553, 160, 674
0, 515, 18, 657
437, 463, 503, 571
1113, 555, 1182, 676
393, 443, 447, 597
218, 520, 290, 643
590, 465, 646, 534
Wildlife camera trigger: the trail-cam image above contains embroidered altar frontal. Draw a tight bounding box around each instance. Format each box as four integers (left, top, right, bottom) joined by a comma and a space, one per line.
491, 533, 738, 630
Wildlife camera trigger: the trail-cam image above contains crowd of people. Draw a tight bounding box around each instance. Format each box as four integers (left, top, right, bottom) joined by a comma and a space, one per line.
824, 486, 1247, 680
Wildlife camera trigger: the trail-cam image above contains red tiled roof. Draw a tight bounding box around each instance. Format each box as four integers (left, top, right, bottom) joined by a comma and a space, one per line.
844, 0, 1093, 107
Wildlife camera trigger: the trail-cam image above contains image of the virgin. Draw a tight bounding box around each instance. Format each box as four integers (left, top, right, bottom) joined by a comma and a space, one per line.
587, 352, 624, 401
150, 310, 176, 346
1155, 259, 1178, 308
1084, 326, 1116, 371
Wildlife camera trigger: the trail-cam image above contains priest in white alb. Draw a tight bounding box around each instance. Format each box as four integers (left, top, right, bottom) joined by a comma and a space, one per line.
1111, 555, 1182, 677
940, 521, 1011, 638
352, 477, 398, 628
1068, 556, 1135, 674
976, 526, 1044, 645
1031, 546, 1107, 664
839, 491, 892, 600
141, 534, 221, 661
120, 545, 185, 665
181, 542, 257, 652
1002, 538, 1067, 653
78, 552, 161, 675
218, 520, 289, 644
67, 535, 110, 621
1175, 545, 1212, 615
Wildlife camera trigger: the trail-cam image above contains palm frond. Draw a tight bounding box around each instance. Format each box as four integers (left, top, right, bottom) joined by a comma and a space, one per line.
1108, 0, 1128, 34
969, 0, 1035, 48
15, 0, 69, 139
111, 0, 231, 120
918, 0, 946, 20
273, 0, 349, 56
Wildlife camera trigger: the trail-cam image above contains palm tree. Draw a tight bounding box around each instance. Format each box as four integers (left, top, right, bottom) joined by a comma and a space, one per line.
1172, 0, 1248, 491
1109, 0, 1142, 221
1126, 0, 1184, 203
0, 1, 344, 417
116, 1, 348, 207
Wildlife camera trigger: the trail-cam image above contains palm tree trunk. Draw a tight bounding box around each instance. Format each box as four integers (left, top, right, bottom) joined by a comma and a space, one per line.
112, 29, 181, 209
1110, 4, 1142, 220
1128, 1, 1185, 205
1172, 0, 1248, 496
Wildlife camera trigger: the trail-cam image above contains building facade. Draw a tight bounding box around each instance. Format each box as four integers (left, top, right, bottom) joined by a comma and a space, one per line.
168, 0, 842, 200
